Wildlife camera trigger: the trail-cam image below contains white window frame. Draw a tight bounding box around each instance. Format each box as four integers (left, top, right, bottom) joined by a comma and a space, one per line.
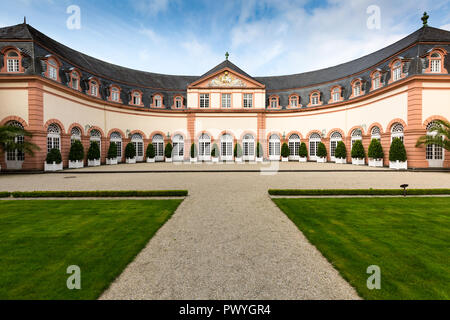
200, 94, 210, 108
222, 93, 231, 108
90, 129, 101, 156
70, 127, 82, 145
268, 134, 280, 160
288, 134, 301, 160
152, 134, 164, 161
392, 62, 401, 82
311, 93, 319, 106
111, 88, 120, 102
6, 51, 19, 73
154, 95, 162, 107
371, 127, 381, 141
198, 133, 211, 161
351, 129, 362, 149
391, 123, 404, 142
425, 122, 444, 167
242, 134, 255, 161
309, 133, 321, 160
47, 123, 61, 153
220, 134, 233, 161
90, 81, 98, 96
172, 134, 184, 161
131, 133, 144, 161
175, 97, 183, 108
48, 59, 58, 80
5, 121, 25, 169
332, 89, 340, 102
330, 132, 342, 161
133, 92, 141, 105
110, 132, 122, 162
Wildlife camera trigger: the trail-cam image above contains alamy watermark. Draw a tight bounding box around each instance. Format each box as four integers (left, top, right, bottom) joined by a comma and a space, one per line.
366, 265, 381, 290
67, 265, 81, 290
367, 5, 381, 30
66, 5, 81, 30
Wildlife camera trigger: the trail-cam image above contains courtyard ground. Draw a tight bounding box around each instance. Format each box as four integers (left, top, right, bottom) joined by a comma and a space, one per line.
1, 162, 449, 299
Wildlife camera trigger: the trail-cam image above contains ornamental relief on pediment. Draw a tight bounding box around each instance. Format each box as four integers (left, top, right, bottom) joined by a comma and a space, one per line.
208, 71, 247, 87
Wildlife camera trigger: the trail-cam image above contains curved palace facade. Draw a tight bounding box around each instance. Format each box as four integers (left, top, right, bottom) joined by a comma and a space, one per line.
1, 22, 449, 170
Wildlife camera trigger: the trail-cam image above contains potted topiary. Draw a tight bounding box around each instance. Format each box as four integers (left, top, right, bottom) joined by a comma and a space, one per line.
146, 143, 155, 163
45, 148, 63, 171
87, 141, 101, 166
256, 142, 263, 162
368, 139, 384, 167
389, 137, 407, 169
299, 142, 307, 162
190, 143, 198, 163
316, 142, 327, 163
351, 140, 365, 165
164, 142, 173, 162
334, 141, 347, 164
211, 143, 219, 163
125, 142, 136, 164
234, 143, 243, 163
68, 140, 84, 169
281, 142, 289, 162
106, 142, 118, 165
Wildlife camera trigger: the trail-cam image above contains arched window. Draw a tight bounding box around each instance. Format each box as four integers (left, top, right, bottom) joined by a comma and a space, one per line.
309, 133, 321, 160
152, 134, 164, 161
425, 121, 444, 166
310, 92, 320, 106
392, 61, 402, 82
154, 94, 163, 108
132, 91, 142, 106
268, 134, 280, 160
89, 80, 99, 97
371, 126, 381, 141
391, 123, 404, 142
110, 132, 122, 162
242, 134, 255, 160
172, 135, 184, 161
430, 52, 442, 73
71, 127, 82, 144
5, 50, 21, 73
289, 95, 299, 108
198, 133, 211, 161
70, 71, 80, 91
330, 131, 342, 160
5, 121, 25, 167
131, 133, 144, 161
47, 124, 61, 152
353, 81, 361, 97
270, 96, 279, 108
175, 96, 183, 109
288, 134, 301, 160
110, 87, 120, 102
47, 58, 59, 81
351, 129, 362, 148
372, 71, 381, 89
90, 129, 101, 153
331, 87, 341, 103
220, 134, 233, 161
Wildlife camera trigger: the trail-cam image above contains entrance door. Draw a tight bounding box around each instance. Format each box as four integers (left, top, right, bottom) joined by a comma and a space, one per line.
242, 134, 255, 161
172, 134, 184, 161
198, 133, 211, 161
221, 134, 233, 161
288, 134, 300, 161
152, 134, 164, 161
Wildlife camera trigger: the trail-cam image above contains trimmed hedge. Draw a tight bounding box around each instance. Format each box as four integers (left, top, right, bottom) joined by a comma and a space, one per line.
234, 143, 243, 157
299, 142, 308, 158
125, 142, 136, 159
335, 141, 347, 159
256, 142, 263, 158
68, 140, 84, 161
317, 142, 327, 158
281, 142, 290, 158
146, 143, 155, 159
190, 143, 197, 158
368, 138, 384, 159
107, 142, 117, 159
11, 190, 188, 198
268, 189, 450, 196
351, 140, 365, 159
389, 138, 407, 162
211, 143, 218, 157
88, 141, 101, 160
46, 148, 62, 164
165, 142, 173, 158
0, 192, 11, 198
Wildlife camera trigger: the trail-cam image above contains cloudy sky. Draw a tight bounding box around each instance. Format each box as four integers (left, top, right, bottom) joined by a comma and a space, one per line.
2, 0, 450, 76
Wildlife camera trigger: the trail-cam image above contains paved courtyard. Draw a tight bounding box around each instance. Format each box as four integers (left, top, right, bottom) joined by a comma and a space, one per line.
1, 162, 449, 299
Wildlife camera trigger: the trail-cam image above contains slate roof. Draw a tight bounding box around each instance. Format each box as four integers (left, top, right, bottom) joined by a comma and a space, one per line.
1, 22, 450, 91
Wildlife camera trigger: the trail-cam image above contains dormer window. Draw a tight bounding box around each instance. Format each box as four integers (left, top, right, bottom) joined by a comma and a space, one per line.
329, 86, 342, 103
48, 59, 58, 81
392, 61, 402, 82
6, 50, 20, 73
372, 71, 381, 89
289, 95, 299, 108
70, 71, 80, 90
353, 81, 361, 97
269, 96, 279, 108
175, 96, 183, 108
430, 53, 441, 73
90, 80, 98, 97
310, 92, 319, 106
153, 94, 163, 107
132, 91, 142, 106
110, 87, 120, 102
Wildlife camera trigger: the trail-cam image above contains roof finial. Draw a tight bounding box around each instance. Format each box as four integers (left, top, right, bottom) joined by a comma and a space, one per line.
225, 52, 229, 60
23, 16, 27, 24
421, 12, 429, 27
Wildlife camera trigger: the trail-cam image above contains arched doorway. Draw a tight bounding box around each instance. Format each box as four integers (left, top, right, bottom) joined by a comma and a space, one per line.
288, 134, 301, 161
131, 133, 144, 162
268, 134, 280, 161
309, 133, 321, 161
426, 121, 444, 168
242, 134, 255, 161
221, 134, 233, 161
152, 134, 164, 162
172, 134, 184, 161
198, 133, 211, 161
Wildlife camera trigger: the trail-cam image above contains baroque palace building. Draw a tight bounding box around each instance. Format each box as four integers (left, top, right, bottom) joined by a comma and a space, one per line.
0, 19, 449, 170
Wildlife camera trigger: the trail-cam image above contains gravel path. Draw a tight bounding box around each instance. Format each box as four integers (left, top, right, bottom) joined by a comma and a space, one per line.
1, 163, 449, 299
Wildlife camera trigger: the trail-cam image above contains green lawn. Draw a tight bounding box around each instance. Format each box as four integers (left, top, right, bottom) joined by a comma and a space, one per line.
272, 197, 450, 300
0, 200, 182, 299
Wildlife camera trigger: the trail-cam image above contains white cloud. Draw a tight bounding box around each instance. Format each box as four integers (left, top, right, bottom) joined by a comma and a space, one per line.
132, 0, 171, 16
440, 24, 450, 31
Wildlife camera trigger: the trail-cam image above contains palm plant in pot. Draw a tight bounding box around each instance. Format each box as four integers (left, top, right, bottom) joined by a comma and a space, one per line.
165, 142, 173, 162
368, 139, 384, 167
389, 137, 407, 169
298, 142, 307, 162
234, 143, 243, 163
334, 141, 347, 164
68, 140, 84, 168
106, 142, 118, 165
281, 142, 289, 162
45, 148, 63, 171
87, 141, 101, 166
1, 124, 40, 170
146, 143, 156, 163
190, 143, 198, 163
316, 142, 327, 163
125, 142, 136, 164
211, 143, 219, 163
351, 140, 366, 165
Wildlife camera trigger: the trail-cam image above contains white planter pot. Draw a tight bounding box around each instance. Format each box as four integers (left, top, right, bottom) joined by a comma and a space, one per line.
389, 160, 407, 170
190, 158, 198, 163
106, 158, 117, 165
68, 160, 84, 169
281, 157, 289, 162
256, 157, 263, 163
299, 157, 307, 162
126, 157, 136, 164
146, 158, 155, 163
235, 157, 243, 163
212, 157, 219, 163
351, 158, 365, 165
165, 158, 172, 163
44, 161, 63, 172
368, 159, 383, 167
335, 158, 347, 164
88, 159, 101, 167
316, 157, 326, 163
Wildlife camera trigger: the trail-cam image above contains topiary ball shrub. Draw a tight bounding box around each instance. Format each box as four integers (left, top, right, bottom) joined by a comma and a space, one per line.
164, 142, 173, 158
335, 141, 347, 159
46, 148, 62, 164
107, 142, 117, 159
389, 138, 407, 162
87, 141, 101, 160
234, 143, 243, 158
211, 143, 218, 157
146, 143, 155, 159
317, 142, 327, 158
351, 140, 365, 159
69, 140, 84, 161
125, 142, 136, 159
281, 142, 290, 158
190, 143, 197, 158
368, 139, 384, 159
256, 142, 263, 158
299, 142, 308, 158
